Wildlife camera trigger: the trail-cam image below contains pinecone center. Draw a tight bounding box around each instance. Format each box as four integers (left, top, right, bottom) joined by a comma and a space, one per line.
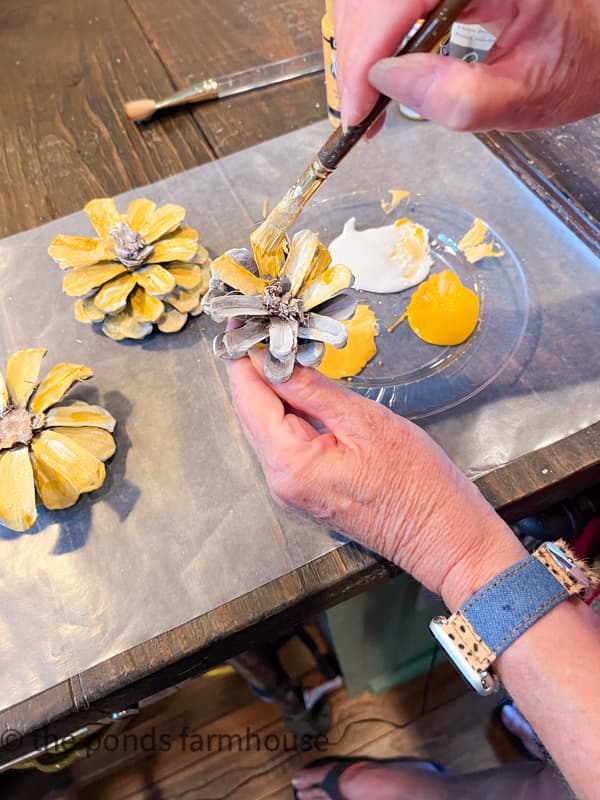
109, 222, 154, 269
0, 405, 43, 451
263, 277, 307, 323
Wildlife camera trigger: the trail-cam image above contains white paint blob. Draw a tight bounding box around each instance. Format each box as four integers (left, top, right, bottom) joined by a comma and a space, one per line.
328, 217, 433, 293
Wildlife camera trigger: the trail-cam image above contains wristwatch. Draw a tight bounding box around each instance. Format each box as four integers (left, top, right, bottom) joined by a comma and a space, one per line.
430, 540, 596, 695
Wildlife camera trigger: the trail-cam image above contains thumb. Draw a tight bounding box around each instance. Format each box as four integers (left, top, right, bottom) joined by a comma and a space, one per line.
248, 349, 368, 434
368, 53, 528, 132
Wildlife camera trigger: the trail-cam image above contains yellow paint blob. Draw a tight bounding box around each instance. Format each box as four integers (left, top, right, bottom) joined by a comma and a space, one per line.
458, 218, 504, 263
380, 189, 410, 215
318, 304, 378, 379
390, 270, 479, 346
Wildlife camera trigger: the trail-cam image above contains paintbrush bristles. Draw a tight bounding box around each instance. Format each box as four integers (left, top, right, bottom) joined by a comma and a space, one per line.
251, 158, 331, 260
123, 99, 157, 122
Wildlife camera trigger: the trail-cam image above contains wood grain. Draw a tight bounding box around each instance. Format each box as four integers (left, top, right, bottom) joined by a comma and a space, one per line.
128, 0, 328, 155
1, 662, 520, 799
0, 0, 213, 238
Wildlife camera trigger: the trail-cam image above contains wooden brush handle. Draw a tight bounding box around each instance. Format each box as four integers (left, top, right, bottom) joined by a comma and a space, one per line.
318, 0, 471, 171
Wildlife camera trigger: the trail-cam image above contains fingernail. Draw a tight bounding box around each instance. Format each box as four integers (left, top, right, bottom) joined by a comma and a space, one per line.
368, 58, 434, 112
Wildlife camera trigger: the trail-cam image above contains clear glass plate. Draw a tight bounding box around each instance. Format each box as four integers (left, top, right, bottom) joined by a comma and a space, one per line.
292, 191, 528, 419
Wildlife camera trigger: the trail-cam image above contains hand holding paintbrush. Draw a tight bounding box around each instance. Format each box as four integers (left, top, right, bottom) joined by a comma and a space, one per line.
251, 0, 470, 265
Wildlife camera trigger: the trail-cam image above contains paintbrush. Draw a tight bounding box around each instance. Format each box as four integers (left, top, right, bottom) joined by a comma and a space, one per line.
251, 0, 470, 264
124, 50, 324, 123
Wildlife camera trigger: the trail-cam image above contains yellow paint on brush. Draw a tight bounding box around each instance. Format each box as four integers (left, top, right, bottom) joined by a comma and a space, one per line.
318, 304, 378, 379
381, 190, 410, 215
458, 218, 504, 263
398, 270, 479, 346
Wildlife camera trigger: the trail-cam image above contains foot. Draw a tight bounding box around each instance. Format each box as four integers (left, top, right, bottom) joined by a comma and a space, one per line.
501, 704, 546, 760
292, 759, 444, 800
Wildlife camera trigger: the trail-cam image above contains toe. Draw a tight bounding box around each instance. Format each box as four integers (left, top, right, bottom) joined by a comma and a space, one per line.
293, 763, 335, 790
296, 789, 330, 800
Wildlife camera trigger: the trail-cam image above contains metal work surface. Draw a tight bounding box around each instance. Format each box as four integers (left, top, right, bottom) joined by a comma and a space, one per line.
0, 115, 598, 713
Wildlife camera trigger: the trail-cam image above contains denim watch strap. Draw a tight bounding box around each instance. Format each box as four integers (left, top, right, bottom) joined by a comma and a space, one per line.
436, 540, 595, 675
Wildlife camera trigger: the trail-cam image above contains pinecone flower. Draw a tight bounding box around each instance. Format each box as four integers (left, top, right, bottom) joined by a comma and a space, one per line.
0, 349, 116, 532
48, 198, 210, 340
203, 230, 357, 382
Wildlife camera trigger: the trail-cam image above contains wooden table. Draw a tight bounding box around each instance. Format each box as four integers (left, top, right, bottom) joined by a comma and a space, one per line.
1, 0, 599, 752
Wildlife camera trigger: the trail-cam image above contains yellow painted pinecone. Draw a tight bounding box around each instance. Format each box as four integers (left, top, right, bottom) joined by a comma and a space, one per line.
48, 198, 210, 340
203, 230, 357, 383
0, 349, 116, 531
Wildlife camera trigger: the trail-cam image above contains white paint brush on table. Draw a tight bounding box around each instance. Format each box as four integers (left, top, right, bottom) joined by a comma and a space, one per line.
124, 50, 324, 123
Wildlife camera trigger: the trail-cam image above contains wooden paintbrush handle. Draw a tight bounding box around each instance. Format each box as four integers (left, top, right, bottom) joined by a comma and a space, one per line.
318, 0, 471, 171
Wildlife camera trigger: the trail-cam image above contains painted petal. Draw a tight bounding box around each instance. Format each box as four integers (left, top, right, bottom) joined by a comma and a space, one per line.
281, 230, 320, 296
164, 286, 201, 314
48, 235, 115, 268
299, 264, 354, 311
75, 296, 105, 324
211, 254, 268, 295
84, 198, 122, 238
47, 426, 116, 461
93, 273, 136, 314
6, 348, 46, 406
269, 318, 297, 358
168, 263, 203, 291
140, 203, 186, 243
224, 248, 258, 276
152, 229, 198, 263
130, 286, 164, 322
223, 319, 269, 357
63, 262, 126, 297
250, 227, 289, 279
31, 430, 105, 505
264, 351, 295, 383
209, 294, 267, 318
0, 447, 37, 531
195, 243, 211, 267
313, 294, 357, 321
308, 241, 333, 281
102, 310, 153, 341
298, 312, 348, 347
30, 446, 79, 510
157, 307, 187, 333
126, 198, 156, 232
0, 370, 8, 414
296, 340, 325, 367
45, 401, 116, 432
135, 264, 176, 297
189, 301, 204, 318
31, 363, 93, 415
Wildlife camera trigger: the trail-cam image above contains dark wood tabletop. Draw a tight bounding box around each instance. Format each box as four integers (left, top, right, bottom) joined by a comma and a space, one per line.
1, 0, 599, 753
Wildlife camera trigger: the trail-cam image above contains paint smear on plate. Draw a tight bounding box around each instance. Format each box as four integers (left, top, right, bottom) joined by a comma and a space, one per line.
318, 304, 378, 379
381, 189, 410, 214
328, 217, 433, 293
388, 270, 479, 346
458, 218, 504, 264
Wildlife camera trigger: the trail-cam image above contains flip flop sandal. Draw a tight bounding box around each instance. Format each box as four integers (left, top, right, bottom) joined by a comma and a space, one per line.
292, 755, 446, 800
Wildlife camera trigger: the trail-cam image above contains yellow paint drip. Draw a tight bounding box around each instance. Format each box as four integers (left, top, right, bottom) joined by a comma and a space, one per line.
318, 304, 378, 379
463, 242, 504, 264
400, 270, 479, 346
458, 218, 504, 264
381, 190, 410, 215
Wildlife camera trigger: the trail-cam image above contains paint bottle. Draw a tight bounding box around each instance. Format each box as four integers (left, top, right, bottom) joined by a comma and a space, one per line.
322, 0, 341, 127
447, 22, 496, 62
